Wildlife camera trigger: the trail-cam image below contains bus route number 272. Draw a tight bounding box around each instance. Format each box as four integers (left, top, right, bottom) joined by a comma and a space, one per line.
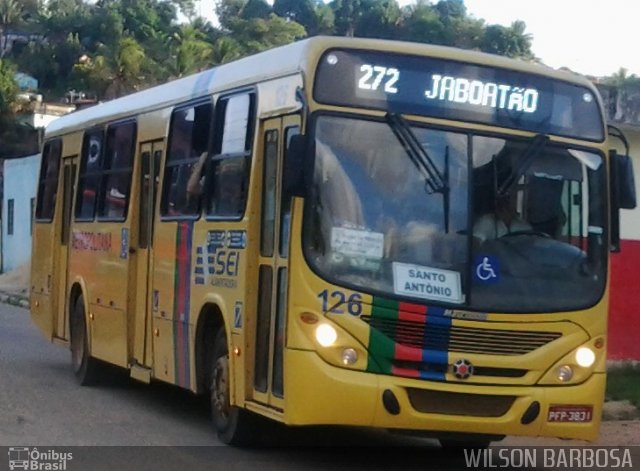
358, 64, 399, 94
318, 289, 363, 316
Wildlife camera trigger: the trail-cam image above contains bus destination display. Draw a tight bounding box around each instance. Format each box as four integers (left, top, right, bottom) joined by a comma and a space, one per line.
314, 49, 603, 141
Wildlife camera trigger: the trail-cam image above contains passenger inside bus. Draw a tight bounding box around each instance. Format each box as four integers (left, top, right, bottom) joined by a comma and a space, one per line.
473, 191, 532, 243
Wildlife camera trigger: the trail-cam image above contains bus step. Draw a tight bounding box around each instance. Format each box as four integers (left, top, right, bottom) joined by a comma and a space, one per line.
130, 364, 151, 384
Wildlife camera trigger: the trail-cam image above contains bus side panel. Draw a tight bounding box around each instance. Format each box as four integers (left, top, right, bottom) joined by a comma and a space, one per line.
67, 222, 130, 367
150, 219, 179, 384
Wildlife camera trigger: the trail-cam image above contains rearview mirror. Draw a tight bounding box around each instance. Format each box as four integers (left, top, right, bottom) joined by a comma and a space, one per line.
609, 151, 637, 252
614, 153, 637, 209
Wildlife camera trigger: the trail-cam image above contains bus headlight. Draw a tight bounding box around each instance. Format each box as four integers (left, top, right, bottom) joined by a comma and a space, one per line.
557, 365, 573, 382
575, 347, 596, 368
341, 348, 358, 365
315, 324, 338, 347
538, 340, 602, 385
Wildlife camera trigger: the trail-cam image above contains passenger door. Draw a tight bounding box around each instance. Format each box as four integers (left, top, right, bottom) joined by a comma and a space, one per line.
133, 140, 164, 367
55, 156, 78, 340
252, 115, 300, 409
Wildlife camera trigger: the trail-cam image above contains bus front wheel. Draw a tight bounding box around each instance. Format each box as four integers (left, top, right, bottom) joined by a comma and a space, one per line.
70, 295, 102, 385
210, 328, 259, 446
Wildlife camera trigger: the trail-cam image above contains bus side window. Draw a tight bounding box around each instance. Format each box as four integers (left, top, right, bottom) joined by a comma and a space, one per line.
75, 129, 104, 221
35, 139, 62, 221
97, 121, 136, 220
206, 92, 254, 219
161, 101, 213, 217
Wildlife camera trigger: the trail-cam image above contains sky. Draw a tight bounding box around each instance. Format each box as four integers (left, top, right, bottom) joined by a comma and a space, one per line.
195, 0, 640, 78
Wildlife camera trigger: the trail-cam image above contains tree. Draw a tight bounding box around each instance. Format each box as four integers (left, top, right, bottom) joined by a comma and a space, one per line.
330, 0, 363, 37
0, 0, 24, 57
273, 0, 319, 34
171, 0, 196, 21
0, 58, 39, 159
355, 0, 401, 40
241, 0, 271, 20
228, 14, 306, 55
172, 24, 215, 76
0, 57, 16, 115
0, 0, 23, 29
74, 35, 146, 99
313, 3, 335, 35
211, 36, 240, 65
481, 20, 533, 59
397, 1, 446, 45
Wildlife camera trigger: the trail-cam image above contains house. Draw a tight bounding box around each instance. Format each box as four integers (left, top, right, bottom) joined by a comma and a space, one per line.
1, 154, 39, 272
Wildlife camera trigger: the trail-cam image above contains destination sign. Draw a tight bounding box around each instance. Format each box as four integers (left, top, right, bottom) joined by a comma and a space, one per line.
314, 49, 604, 141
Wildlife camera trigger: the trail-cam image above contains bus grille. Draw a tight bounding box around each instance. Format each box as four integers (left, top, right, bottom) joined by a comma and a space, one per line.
361, 315, 561, 355
407, 389, 515, 417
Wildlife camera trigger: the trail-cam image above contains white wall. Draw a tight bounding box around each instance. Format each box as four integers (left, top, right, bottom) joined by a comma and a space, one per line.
2, 154, 41, 272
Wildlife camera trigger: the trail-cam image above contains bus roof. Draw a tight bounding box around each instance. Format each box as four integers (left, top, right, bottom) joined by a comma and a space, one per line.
45, 36, 598, 138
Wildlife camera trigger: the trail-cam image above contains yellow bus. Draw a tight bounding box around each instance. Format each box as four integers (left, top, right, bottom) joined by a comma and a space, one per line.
31, 36, 636, 447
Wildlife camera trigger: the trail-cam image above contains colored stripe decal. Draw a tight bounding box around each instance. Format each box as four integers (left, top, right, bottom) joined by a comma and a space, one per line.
368, 296, 452, 381
173, 221, 193, 388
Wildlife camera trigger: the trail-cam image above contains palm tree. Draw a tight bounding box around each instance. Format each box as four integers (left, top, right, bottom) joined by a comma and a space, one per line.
172, 25, 214, 77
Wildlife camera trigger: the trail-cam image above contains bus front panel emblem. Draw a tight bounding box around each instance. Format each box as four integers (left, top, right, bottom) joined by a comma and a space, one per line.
452, 359, 474, 380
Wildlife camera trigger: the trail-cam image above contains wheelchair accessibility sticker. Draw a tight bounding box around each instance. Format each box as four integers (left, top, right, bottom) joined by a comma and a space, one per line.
474, 255, 500, 283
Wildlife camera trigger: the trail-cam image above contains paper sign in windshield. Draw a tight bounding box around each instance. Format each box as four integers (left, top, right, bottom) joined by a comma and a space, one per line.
331, 227, 384, 259
393, 262, 463, 304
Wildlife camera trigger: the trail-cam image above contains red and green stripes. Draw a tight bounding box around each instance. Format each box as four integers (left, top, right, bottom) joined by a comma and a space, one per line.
173, 221, 194, 388
366, 297, 452, 381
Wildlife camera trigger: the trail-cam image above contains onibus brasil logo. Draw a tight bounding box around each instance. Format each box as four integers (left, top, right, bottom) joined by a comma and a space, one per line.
8, 447, 73, 471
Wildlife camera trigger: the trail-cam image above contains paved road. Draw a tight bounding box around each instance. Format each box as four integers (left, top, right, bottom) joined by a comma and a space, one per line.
1, 303, 639, 471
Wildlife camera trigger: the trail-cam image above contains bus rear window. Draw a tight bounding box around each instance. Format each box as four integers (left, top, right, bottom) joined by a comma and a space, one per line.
314, 49, 604, 141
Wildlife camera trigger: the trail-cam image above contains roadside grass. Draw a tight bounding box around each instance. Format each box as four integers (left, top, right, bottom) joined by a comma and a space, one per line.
606, 365, 640, 408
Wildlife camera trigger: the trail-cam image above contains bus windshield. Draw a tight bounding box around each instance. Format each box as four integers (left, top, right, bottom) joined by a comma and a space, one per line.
304, 114, 606, 313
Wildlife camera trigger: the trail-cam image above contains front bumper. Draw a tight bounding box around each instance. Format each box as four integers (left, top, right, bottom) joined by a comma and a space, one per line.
284, 349, 604, 442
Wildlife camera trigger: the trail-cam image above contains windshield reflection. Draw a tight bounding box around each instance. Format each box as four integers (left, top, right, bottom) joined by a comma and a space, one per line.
304, 115, 606, 313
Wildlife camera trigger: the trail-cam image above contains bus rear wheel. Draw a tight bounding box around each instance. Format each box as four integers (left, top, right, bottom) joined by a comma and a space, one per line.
70, 295, 102, 385
209, 328, 259, 446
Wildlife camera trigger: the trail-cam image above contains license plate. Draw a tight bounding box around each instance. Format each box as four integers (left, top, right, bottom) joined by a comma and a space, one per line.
547, 405, 593, 422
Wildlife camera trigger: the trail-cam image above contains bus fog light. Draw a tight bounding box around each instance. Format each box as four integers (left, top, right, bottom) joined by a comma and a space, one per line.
557, 365, 573, 382
342, 348, 358, 365
576, 347, 595, 367
315, 324, 337, 347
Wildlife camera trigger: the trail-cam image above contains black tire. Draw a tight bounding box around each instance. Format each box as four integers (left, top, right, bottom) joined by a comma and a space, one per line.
70, 295, 103, 385
210, 328, 260, 446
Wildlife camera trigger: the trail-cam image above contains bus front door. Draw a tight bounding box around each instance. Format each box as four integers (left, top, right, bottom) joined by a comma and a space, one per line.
133, 140, 163, 369
252, 115, 300, 410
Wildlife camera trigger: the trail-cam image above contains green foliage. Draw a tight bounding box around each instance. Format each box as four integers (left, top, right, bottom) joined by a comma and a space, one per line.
356, 0, 402, 40
481, 20, 533, 59
227, 14, 307, 55
607, 366, 640, 409
0, 0, 536, 103
0, 58, 16, 115
0, 58, 39, 159
73, 35, 146, 99
0, 0, 25, 29
273, 0, 315, 25
172, 24, 215, 76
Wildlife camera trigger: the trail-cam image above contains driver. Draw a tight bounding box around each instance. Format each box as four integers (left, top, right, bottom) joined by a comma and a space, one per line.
473, 191, 532, 243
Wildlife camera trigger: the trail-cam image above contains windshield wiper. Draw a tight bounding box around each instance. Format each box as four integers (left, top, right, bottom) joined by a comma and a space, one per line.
386, 113, 447, 194
386, 112, 450, 231
497, 133, 549, 197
